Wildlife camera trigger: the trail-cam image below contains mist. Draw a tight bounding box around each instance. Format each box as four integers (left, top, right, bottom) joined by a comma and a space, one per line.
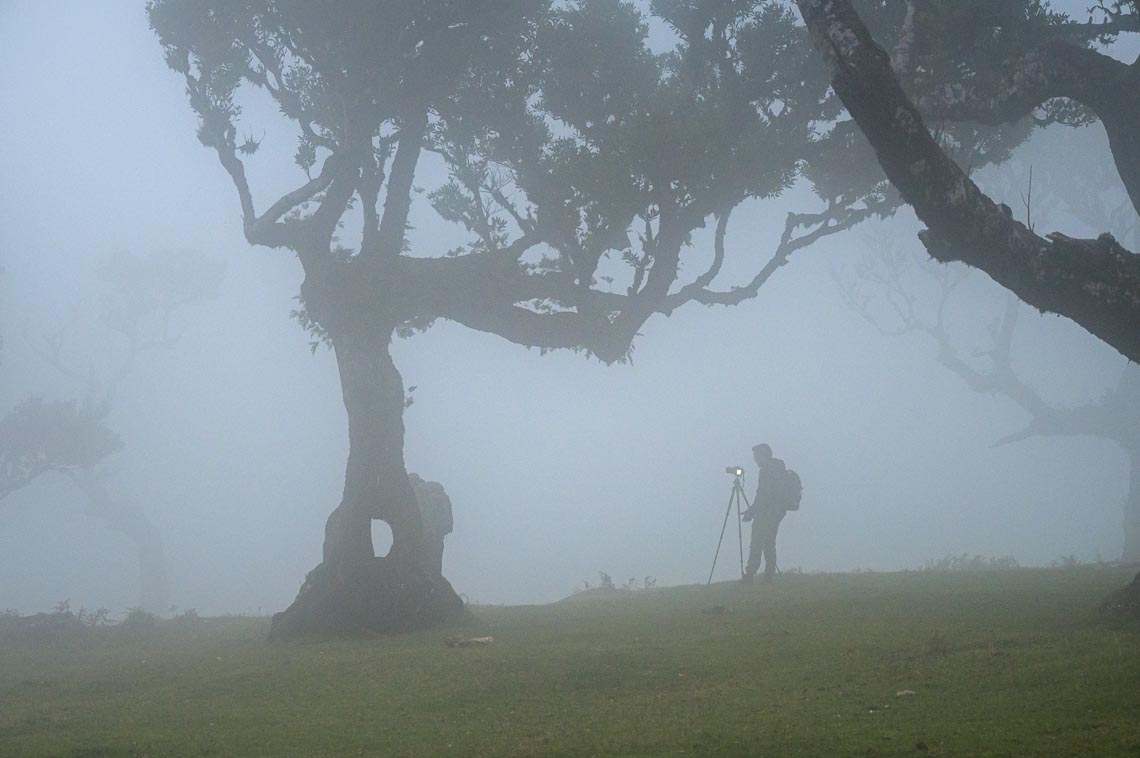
1, 0, 1135, 621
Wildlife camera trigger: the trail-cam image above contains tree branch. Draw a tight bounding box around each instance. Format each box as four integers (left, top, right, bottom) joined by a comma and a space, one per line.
240, 34, 337, 152
251, 154, 340, 241
664, 199, 883, 313
400, 195, 876, 362
373, 107, 430, 258
920, 39, 1140, 214
796, 0, 1140, 363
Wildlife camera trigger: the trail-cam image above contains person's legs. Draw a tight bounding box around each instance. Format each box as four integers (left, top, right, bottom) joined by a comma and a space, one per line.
761, 512, 785, 582
744, 519, 764, 576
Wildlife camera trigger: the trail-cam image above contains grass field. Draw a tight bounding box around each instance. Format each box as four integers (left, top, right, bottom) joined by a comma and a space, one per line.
1, 566, 1138, 757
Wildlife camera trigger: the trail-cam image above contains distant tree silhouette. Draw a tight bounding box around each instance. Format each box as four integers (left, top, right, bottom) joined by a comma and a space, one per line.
0, 251, 223, 612
843, 236, 1140, 562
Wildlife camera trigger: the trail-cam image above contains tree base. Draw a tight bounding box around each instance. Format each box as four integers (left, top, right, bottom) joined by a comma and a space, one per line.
1099, 570, 1140, 622
268, 558, 465, 639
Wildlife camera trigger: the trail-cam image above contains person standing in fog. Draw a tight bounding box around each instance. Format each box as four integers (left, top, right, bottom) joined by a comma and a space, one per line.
742, 443, 792, 583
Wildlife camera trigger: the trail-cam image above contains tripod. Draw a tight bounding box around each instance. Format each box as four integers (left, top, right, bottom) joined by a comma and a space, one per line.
707, 474, 751, 585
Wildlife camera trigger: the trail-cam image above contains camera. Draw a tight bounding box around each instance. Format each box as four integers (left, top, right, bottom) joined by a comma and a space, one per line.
725, 466, 744, 477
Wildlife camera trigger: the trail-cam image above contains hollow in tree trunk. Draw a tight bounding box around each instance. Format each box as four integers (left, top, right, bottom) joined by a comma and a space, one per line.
269, 328, 463, 638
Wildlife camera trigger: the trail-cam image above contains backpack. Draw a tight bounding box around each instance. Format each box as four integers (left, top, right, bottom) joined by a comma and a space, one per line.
783, 469, 802, 511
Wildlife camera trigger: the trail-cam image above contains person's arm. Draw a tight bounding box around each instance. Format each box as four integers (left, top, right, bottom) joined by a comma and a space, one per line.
749, 474, 765, 515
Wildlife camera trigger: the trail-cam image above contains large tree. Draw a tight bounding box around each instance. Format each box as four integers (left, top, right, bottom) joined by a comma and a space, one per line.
795, 0, 1140, 362
149, 0, 900, 637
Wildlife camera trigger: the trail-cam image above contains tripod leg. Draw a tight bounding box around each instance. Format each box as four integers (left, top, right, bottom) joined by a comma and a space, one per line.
707, 487, 737, 585
735, 483, 745, 579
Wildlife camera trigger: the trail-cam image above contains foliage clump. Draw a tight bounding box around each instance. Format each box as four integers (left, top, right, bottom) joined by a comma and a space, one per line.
0, 603, 206, 642
576, 572, 658, 594
922, 553, 1021, 572
0, 398, 121, 499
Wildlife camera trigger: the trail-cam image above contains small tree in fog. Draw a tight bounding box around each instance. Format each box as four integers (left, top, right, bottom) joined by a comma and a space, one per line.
0, 250, 224, 613
149, 0, 914, 636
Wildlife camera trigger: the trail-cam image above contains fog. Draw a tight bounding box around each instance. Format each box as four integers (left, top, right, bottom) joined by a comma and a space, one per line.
1, 2, 1135, 616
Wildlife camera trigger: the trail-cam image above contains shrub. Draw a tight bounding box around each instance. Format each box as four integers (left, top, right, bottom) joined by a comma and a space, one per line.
922, 554, 1021, 572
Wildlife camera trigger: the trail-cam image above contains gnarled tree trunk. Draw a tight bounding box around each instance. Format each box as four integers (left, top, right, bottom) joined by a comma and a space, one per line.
269, 325, 463, 638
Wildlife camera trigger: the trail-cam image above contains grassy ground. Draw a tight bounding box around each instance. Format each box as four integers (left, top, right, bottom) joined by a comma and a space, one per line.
1, 567, 1138, 757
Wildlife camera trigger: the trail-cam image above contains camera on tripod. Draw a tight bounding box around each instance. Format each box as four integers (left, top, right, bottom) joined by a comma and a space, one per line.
709, 464, 752, 584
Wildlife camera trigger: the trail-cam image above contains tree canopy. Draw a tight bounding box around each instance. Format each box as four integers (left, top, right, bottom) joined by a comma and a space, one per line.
149, 0, 901, 362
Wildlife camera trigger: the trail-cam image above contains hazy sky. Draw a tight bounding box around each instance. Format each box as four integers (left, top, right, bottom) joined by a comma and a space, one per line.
1, 2, 1135, 615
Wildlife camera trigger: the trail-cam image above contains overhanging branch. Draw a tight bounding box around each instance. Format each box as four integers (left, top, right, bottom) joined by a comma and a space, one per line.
919, 38, 1140, 214
796, 0, 1140, 362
